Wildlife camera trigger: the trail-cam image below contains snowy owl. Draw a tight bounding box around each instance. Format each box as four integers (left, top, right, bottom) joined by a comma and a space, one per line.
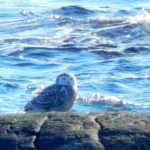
24, 73, 77, 112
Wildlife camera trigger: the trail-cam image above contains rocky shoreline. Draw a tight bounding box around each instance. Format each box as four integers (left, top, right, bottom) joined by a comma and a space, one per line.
0, 111, 150, 150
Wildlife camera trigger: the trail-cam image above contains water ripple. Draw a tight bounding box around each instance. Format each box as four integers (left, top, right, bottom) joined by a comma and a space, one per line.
0, 1, 150, 113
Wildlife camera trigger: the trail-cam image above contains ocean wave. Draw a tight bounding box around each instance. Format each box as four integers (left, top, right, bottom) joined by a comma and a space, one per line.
6, 44, 150, 60
128, 9, 150, 33
1, 7, 150, 52
78, 93, 150, 111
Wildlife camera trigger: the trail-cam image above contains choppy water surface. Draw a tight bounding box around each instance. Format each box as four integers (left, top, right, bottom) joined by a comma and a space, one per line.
0, 0, 150, 113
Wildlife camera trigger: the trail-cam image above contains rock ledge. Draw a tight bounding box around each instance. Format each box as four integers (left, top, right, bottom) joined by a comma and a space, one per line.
0, 112, 150, 150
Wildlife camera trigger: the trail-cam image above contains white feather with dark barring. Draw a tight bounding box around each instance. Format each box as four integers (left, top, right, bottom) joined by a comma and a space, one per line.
24, 73, 77, 112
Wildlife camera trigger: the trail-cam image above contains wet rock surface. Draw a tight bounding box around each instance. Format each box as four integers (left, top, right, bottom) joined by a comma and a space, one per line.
0, 112, 149, 150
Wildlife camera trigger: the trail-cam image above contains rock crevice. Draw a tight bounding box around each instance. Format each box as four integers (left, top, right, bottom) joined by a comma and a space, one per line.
33, 116, 48, 150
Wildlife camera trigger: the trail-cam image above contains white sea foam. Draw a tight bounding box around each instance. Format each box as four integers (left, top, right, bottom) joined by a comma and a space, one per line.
128, 9, 150, 33
78, 93, 150, 109
49, 14, 61, 19
20, 9, 35, 16
79, 93, 125, 104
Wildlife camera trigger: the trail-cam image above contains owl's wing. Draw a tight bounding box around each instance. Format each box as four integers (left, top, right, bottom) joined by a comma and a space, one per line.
25, 84, 67, 111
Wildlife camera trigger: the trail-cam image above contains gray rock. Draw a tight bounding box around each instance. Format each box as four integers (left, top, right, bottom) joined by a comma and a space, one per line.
0, 112, 149, 150
35, 113, 102, 150
95, 112, 150, 150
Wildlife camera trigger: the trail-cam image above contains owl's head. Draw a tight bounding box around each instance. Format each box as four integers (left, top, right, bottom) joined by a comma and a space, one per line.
56, 73, 77, 89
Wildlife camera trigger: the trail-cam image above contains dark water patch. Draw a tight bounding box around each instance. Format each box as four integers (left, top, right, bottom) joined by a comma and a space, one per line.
8, 50, 23, 57
116, 10, 130, 15
124, 46, 150, 54
144, 65, 150, 69
99, 6, 111, 9
92, 50, 124, 58
135, 7, 150, 13
24, 51, 54, 58
14, 62, 39, 67
0, 82, 20, 90
24, 46, 83, 52
61, 43, 77, 48
114, 58, 132, 64
95, 43, 118, 48
100, 59, 115, 64
54, 5, 95, 17
3, 83, 19, 89
14, 62, 60, 69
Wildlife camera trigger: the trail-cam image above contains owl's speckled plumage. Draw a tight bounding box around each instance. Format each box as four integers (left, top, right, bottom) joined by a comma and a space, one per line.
24, 73, 77, 112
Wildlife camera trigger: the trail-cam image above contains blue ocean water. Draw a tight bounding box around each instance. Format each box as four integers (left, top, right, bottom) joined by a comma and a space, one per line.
0, 0, 150, 113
